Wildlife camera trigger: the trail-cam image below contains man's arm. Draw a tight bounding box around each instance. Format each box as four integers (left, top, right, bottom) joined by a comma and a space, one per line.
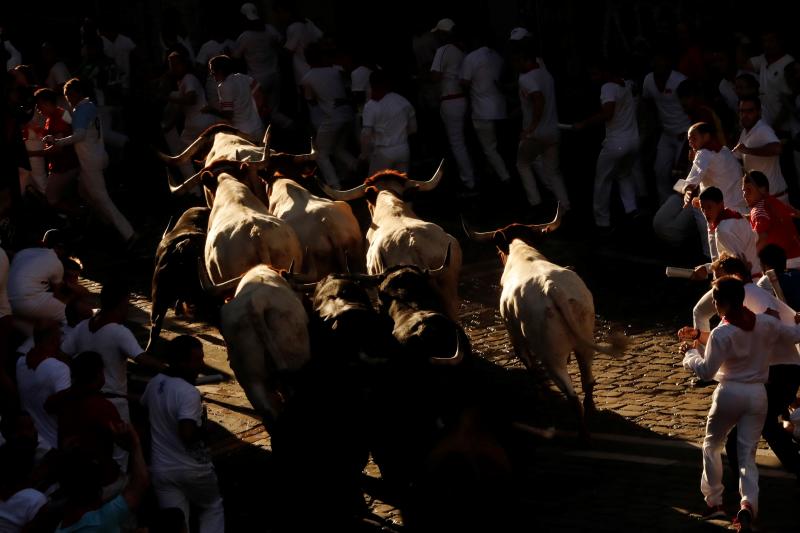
178, 419, 202, 447
683, 330, 726, 381
521, 91, 544, 139
733, 141, 782, 157
116, 423, 149, 510
133, 352, 167, 372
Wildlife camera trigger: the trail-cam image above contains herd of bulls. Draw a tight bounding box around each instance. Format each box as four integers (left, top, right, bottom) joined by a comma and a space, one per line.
150, 125, 627, 529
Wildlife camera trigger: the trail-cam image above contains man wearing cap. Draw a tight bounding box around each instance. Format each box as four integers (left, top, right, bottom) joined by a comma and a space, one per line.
7, 230, 69, 328
431, 18, 476, 194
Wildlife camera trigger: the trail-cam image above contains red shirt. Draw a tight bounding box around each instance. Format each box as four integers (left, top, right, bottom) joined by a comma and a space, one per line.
43, 108, 79, 173
750, 196, 800, 258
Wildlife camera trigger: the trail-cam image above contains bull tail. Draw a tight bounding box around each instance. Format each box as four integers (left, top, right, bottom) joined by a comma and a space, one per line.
546, 281, 627, 357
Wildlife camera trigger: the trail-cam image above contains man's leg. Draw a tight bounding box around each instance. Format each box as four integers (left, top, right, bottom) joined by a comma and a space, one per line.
737, 384, 768, 517
472, 119, 511, 182
701, 384, 741, 508
10, 293, 66, 325
440, 99, 476, 189
614, 148, 638, 214
78, 167, 134, 242
314, 121, 341, 188
184, 469, 225, 533
654, 133, 677, 204
762, 364, 800, 477
531, 142, 570, 210
332, 120, 358, 175
152, 470, 192, 532
692, 206, 711, 259
593, 145, 619, 227
652, 195, 695, 248
516, 137, 542, 206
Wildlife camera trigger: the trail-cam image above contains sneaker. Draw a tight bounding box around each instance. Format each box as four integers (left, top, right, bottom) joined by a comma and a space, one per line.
733, 503, 753, 532
699, 504, 727, 521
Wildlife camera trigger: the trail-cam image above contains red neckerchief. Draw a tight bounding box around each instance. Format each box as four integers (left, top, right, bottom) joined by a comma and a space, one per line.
709, 208, 743, 232
722, 306, 756, 331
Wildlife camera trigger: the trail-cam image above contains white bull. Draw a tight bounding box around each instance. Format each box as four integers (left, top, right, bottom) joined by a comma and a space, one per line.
464, 207, 626, 439
267, 176, 365, 279
201, 265, 311, 427
319, 162, 462, 319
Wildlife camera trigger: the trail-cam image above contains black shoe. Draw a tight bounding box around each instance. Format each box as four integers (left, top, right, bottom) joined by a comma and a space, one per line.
734, 504, 753, 532
698, 504, 727, 521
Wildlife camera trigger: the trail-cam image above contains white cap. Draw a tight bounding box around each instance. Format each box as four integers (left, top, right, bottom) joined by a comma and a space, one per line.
431, 18, 455, 33
240, 3, 259, 21
509, 27, 531, 41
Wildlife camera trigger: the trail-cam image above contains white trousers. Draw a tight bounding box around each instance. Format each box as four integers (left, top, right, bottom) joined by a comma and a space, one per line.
655, 132, 687, 204
473, 119, 510, 181
10, 292, 66, 325
152, 468, 225, 533
517, 137, 570, 208
368, 144, 410, 176
78, 163, 134, 242
440, 98, 475, 188
98, 105, 129, 149
702, 381, 767, 516
315, 119, 357, 188
652, 194, 710, 258
109, 397, 130, 471
593, 140, 638, 226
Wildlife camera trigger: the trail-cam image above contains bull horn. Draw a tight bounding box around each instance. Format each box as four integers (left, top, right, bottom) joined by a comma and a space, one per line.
197, 259, 242, 295
292, 139, 317, 163
168, 169, 204, 195
158, 135, 207, 165
461, 215, 495, 242
343, 272, 386, 285
527, 202, 564, 233
261, 125, 271, 147
429, 331, 465, 366
409, 159, 445, 192
425, 243, 452, 277
344, 251, 351, 274
317, 180, 368, 202
161, 216, 175, 240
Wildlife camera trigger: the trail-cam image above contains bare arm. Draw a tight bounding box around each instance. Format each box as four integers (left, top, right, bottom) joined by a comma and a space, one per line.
521, 91, 544, 138
733, 141, 782, 157
133, 352, 167, 372
178, 418, 201, 447
576, 101, 615, 130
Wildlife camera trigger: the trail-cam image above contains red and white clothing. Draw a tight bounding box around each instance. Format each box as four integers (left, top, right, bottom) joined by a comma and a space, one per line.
703, 211, 760, 278
178, 73, 215, 141
101, 34, 136, 90
218, 73, 263, 141
749, 196, 800, 266
285, 19, 323, 86
685, 148, 748, 214
195, 39, 235, 107
736, 119, 788, 199
46, 61, 71, 91
233, 26, 281, 91
683, 313, 800, 516
362, 92, 416, 174
16, 356, 71, 450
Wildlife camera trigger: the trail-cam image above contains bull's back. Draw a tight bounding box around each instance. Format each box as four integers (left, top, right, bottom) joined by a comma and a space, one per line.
367, 217, 458, 273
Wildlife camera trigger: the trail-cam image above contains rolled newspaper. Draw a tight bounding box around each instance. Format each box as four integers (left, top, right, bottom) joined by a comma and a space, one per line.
665, 266, 694, 279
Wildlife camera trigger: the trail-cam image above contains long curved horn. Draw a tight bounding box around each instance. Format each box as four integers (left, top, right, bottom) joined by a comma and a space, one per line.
409, 159, 445, 192
161, 216, 175, 240
168, 169, 204, 195
527, 202, 564, 233
317, 180, 368, 201
429, 331, 465, 366
261, 125, 271, 148
461, 215, 495, 242
197, 259, 242, 295
292, 139, 317, 163
158, 135, 208, 165
426, 243, 452, 277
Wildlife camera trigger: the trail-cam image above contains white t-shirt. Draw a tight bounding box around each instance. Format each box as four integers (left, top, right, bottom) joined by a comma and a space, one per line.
431, 44, 465, 98
362, 92, 416, 148
235, 27, 280, 86
178, 73, 213, 133
518, 67, 559, 143
61, 318, 143, 398
0, 248, 10, 317
460, 47, 506, 120
16, 356, 71, 450
7, 248, 63, 303
285, 19, 324, 85
736, 119, 787, 195
642, 70, 691, 136
218, 73, 263, 138
600, 81, 638, 146
750, 54, 795, 131
141, 373, 213, 473
0, 488, 48, 531
685, 147, 748, 213
46, 62, 71, 90
102, 34, 136, 89
708, 217, 759, 277
351, 65, 372, 102
300, 67, 353, 127
195, 39, 235, 106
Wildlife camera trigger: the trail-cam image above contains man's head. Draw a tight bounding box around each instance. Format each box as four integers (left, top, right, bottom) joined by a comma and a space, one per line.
431, 18, 455, 41
741, 170, 769, 208
734, 73, 759, 99
687, 122, 716, 152
32, 320, 63, 353
42, 228, 67, 257
712, 275, 745, 317
711, 253, 751, 281
761, 30, 784, 59
71, 351, 105, 391
167, 51, 189, 78
41, 42, 58, 65
698, 186, 725, 223
34, 87, 59, 117
63, 77, 86, 107
676, 79, 702, 113
208, 55, 234, 83
650, 48, 674, 78
168, 335, 204, 383
99, 278, 130, 320
738, 94, 761, 130
759, 243, 787, 274
369, 69, 390, 100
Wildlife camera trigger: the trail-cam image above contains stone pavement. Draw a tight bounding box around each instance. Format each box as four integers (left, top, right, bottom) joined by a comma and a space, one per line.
87, 233, 800, 532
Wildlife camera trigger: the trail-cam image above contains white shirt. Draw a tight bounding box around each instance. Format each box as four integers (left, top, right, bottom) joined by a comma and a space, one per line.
685, 147, 748, 213
61, 318, 143, 398
431, 43, 465, 97
683, 314, 800, 383
600, 81, 638, 146
46, 62, 71, 90
707, 217, 760, 277
16, 356, 71, 450
0, 248, 10, 317
518, 67, 559, 143
8, 248, 63, 303
218, 73, 263, 138
285, 19, 324, 85
102, 34, 136, 89
0, 488, 48, 531
736, 119, 787, 194
362, 92, 416, 148
351, 65, 372, 102
642, 70, 691, 136
300, 67, 353, 127
750, 53, 795, 130
719, 78, 739, 114
195, 39, 235, 106
460, 47, 506, 120
234, 27, 281, 86
141, 373, 213, 473
178, 73, 213, 133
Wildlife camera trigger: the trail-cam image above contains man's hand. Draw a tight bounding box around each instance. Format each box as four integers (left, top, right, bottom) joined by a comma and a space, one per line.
41, 135, 55, 145
689, 266, 708, 281
732, 142, 749, 155
111, 422, 140, 452
43, 144, 62, 154
677, 326, 700, 342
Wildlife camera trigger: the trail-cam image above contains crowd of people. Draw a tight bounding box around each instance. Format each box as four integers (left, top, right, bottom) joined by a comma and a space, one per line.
2, 1, 800, 531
